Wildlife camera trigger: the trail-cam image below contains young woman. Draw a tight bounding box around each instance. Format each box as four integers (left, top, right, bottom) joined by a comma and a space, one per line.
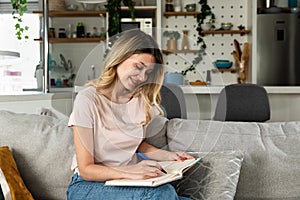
67, 30, 193, 200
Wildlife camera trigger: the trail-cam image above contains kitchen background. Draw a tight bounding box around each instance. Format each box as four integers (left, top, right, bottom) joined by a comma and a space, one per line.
0, 0, 300, 122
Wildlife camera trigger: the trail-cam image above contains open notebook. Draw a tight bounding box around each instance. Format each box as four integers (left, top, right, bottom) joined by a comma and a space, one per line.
105, 158, 202, 187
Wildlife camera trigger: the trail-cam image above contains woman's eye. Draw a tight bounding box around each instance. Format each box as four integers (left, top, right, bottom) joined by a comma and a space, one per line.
136, 65, 143, 70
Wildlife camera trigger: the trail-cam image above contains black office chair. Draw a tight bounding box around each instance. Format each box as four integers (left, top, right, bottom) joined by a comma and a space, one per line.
160, 83, 187, 119
213, 83, 270, 122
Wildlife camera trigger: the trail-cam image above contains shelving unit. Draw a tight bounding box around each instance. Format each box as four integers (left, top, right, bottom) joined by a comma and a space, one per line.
162, 49, 199, 55
164, 11, 200, 17
201, 29, 251, 36
211, 67, 237, 73
34, 37, 106, 43
33, 10, 106, 17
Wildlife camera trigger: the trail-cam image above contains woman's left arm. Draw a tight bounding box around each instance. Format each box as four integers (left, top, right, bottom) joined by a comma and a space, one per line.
137, 140, 194, 161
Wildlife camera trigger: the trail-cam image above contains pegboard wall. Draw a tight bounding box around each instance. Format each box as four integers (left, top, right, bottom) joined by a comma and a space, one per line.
162, 0, 250, 84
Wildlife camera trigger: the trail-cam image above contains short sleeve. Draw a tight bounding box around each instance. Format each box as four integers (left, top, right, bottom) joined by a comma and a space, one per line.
68, 92, 95, 128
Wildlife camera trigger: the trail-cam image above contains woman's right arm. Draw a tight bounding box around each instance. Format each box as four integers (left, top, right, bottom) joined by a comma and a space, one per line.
72, 126, 163, 182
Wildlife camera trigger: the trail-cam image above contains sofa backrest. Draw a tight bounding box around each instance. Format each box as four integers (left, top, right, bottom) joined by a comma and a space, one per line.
0, 110, 74, 200
166, 119, 300, 199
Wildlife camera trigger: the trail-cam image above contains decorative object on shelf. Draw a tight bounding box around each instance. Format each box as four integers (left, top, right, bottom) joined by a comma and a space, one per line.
189, 80, 206, 85
163, 30, 180, 51
58, 28, 67, 38
185, 3, 196, 12
181, 0, 216, 76
238, 24, 245, 30
200, 22, 212, 30
76, 0, 106, 10
165, 0, 174, 12
10, 0, 29, 40
205, 70, 211, 85
213, 60, 233, 69
232, 39, 250, 84
105, 0, 135, 37
164, 72, 184, 85
174, 0, 182, 12
65, 4, 78, 11
181, 30, 189, 50
49, 0, 65, 11
221, 22, 233, 30
49, 28, 56, 38
76, 22, 85, 38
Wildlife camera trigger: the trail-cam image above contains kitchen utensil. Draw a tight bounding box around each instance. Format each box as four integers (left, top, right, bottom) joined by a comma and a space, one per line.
67, 60, 73, 71
234, 39, 242, 60
59, 54, 68, 71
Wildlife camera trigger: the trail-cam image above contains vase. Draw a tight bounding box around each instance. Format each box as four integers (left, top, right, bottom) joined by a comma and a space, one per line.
181, 30, 189, 50
167, 39, 177, 51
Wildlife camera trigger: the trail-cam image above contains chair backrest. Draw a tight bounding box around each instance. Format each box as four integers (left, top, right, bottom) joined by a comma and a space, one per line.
213, 83, 270, 122
160, 83, 187, 119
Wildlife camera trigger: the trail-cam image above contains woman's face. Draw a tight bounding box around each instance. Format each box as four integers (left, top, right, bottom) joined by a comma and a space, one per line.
117, 53, 156, 91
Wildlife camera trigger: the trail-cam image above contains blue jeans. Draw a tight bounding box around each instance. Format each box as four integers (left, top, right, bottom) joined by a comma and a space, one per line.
67, 173, 191, 200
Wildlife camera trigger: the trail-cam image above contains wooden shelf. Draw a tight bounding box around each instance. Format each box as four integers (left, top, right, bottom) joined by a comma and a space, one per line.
212, 67, 237, 73
32, 10, 106, 17
201, 29, 251, 36
34, 37, 106, 43
162, 49, 199, 55
164, 11, 200, 18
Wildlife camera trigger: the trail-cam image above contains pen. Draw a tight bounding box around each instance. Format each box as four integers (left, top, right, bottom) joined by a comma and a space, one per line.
137, 152, 167, 174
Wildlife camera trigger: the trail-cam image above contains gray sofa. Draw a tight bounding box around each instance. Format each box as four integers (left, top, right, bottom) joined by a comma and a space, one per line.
1, 110, 300, 200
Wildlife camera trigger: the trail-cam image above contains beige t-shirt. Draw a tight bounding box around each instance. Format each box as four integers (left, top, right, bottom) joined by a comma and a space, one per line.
69, 86, 156, 170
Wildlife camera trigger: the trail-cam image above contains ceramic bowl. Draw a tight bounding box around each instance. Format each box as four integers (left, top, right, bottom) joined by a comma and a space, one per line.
201, 23, 212, 31
221, 22, 233, 30
214, 60, 233, 69
81, 3, 98, 10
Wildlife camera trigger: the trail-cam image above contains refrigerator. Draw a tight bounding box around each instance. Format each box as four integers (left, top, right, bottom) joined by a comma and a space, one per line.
257, 13, 300, 86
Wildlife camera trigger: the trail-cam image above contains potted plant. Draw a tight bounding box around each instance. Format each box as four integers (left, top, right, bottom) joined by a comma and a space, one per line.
163, 30, 180, 51
10, 0, 29, 40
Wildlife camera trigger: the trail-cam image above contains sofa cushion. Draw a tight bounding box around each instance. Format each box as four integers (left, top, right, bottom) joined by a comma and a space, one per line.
0, 146, 34, 200
0, 110, 74, 200
145, 116, 168, 149
167, 119, 300, 199
172, 151, 243, 200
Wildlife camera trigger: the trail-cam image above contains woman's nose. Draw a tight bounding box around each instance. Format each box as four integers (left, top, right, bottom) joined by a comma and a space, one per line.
137, 73, 146, 82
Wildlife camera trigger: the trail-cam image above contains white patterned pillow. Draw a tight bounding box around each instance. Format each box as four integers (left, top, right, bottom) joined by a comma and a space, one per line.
172, 151, 244, 200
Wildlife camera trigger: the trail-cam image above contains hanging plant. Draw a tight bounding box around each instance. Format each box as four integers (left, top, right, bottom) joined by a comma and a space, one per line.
11, 0, 29, 40
181, 0, 215, 76
105, 0, 135, 37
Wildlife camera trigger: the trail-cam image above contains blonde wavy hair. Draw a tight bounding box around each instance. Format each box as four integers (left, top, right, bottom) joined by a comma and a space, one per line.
86, 30, 164, 123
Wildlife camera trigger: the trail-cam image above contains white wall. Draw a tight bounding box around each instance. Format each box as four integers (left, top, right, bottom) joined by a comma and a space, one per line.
0, 93, 73, 119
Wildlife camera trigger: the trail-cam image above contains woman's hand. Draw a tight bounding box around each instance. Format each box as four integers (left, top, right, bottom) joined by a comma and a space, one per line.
113, 160, 165, 180
164, 151, 195, 162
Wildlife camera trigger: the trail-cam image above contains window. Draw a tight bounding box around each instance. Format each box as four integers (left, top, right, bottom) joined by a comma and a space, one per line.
0, 1, 40, 94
